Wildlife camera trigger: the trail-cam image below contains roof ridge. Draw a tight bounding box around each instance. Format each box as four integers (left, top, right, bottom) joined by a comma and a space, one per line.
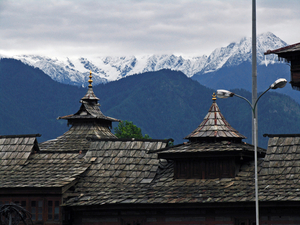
0, 134, 41, 138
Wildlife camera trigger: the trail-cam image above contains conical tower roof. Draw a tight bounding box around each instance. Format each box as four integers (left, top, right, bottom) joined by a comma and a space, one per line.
185, 93, 246, 141
56, 71, 120, 141
58, 71, 120, 123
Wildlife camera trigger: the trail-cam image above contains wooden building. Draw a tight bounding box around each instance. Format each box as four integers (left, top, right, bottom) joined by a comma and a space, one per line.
2, 74, 300, 225
265, 42, 300, 89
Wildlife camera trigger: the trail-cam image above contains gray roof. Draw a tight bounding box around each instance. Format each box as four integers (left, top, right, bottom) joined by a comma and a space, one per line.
58, 86, 120, 123
3, 133, 300, 206
259, 134, 300, 201
152, 141, 266, 156
40, 122, 118, 152
64, 139, 170, 206
0, 135, 90, 189
64, 134, 300, 206
64, 137, 259, 206
0, 134, 40, 172
184, 98, 246, 140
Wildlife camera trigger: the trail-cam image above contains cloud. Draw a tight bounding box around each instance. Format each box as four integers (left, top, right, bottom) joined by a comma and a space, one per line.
0, 0, 299, 58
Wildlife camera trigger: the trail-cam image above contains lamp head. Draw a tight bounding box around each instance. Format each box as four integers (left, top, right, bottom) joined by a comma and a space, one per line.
216, 89, 234, 99
270, 78, 287, 89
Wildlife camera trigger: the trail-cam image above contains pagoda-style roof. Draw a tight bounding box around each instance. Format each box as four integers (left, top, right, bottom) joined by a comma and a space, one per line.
58, 71, 120, 123
54, 71, 120, 143
58, 99, 120, 122
185, 94, 246, 141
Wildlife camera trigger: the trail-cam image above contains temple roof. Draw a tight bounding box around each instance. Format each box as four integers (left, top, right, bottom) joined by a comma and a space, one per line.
58, 71, 120, 123
46, 71, 120, 149
184, 94, 246, 141
0, 134, 90, 189
151, 141, 265, 158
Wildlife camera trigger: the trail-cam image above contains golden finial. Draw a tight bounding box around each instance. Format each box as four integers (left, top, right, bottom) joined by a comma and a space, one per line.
212, 93, 217, 101
88, 70, 93, 87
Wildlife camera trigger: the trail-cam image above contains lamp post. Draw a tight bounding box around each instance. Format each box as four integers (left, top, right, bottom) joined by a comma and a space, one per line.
216, 78, 287, 225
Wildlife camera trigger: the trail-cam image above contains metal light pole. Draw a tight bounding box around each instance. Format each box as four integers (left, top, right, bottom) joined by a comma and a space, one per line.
217, 78, 287, 225
252, 0, 257, 146
252, 1, 258, 223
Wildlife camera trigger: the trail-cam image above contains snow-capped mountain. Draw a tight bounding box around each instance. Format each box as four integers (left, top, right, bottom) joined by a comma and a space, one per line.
1, 32, 287, 86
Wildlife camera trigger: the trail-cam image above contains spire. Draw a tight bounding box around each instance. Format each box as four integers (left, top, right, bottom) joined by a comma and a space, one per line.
184, 93, 246, 142
88, 70, 93, 88
212, 92, 217, 101
57, 71, 120, 127
81, 71, 99, 102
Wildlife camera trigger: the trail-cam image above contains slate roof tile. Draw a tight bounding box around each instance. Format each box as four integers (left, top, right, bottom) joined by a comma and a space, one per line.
0, 135, 91, 188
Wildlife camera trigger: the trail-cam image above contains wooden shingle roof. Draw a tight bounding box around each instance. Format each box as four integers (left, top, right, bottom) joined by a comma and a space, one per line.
0, 152, 90, 189
0, 134, 40, 172
185, 95, 246, 141
0, 134, 90, 189
64, 137, 262, 206
152, 141, 266, 157
64, 134, 300, 207
39, 122, 117, 152
259, 134, 300, 201
64, 139, 171, 206
58, 72, 120, 123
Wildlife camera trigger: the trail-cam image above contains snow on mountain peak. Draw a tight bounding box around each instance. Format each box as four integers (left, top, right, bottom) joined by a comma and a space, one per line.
1, 32, 287, 86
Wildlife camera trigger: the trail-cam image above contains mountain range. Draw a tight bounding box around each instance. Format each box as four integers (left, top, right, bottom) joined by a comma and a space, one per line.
1, 58, 300, 149
0, 32, 288, 88
1, 32, 298, 149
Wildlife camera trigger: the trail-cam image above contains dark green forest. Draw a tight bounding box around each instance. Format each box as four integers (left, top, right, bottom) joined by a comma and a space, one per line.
1, 58, 300, 149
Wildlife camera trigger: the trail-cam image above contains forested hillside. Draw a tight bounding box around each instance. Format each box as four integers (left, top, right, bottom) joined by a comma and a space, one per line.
1, 58, 300, 149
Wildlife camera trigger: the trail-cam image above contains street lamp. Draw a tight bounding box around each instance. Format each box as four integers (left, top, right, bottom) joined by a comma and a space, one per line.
216, 78, 287, 225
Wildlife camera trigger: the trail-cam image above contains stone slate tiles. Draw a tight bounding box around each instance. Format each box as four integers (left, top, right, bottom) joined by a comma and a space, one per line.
152, 141, 266, 155
4, 132, 300, 207
1, 151, 90, 188
185, 100, 246, 140
65, 139, 263, 206
66, 135, 300, 207
67, 156, 260, 206
0, 135, 39, 175
259, 135, 300, 201
0, 135, 90, 188
40, 123, 117, 152
65, 139, 170, 206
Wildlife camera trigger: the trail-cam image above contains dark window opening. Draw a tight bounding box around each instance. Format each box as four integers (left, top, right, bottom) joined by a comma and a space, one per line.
174, 158, 235, 179
31, 200, 43, 221
47, 200, 60, 221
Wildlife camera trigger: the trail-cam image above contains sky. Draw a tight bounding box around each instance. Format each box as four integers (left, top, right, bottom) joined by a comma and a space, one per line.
0, 0, 299, 59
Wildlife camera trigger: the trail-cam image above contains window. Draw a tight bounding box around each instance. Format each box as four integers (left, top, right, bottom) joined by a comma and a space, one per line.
47, 200, 60, 221
31, 200, 43, 221
174, 158, 235, 179
31, 201, 36, 221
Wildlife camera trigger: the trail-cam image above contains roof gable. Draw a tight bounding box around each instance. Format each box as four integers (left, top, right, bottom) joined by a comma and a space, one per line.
0, 134, 40, 168
0, 135, 90, 189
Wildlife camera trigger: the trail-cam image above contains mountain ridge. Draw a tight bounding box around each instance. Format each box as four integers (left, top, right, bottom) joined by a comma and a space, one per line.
1, 59, 300, 149
0, 32, 287, 87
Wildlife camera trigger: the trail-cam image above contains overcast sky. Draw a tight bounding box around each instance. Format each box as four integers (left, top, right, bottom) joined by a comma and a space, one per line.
0, 0, 299, 59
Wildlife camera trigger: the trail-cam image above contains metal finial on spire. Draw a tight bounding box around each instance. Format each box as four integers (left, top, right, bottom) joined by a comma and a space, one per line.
88, 71, 93, 88
212, 93, 217, 101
